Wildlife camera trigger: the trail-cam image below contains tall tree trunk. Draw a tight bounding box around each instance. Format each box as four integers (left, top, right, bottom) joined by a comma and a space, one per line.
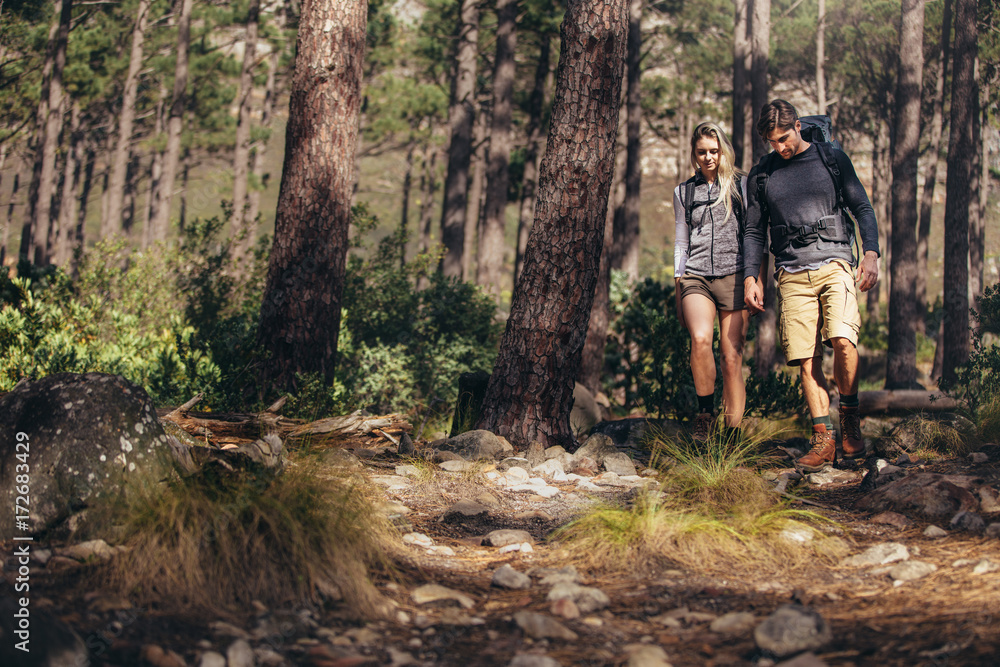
30, 0, 72, 266
178, 146, 191, 234
611, 0, 641, 282
885, 0, 924, 390
439, 0, 479, 277
72, 145, 96, 276
868, 117, 891, 321
968, 68, 983, 301
257, 0, 368, 393
419, 143, 438, 253
580, 187, 614, 395
749, 0, 770, 162
816, 0, 826, 115
0, 146, 7, 267
247, 0, 286, 231
475, 0, 628, 448
122, 152, 139, 236
3, 172, 17, 268
400, 139, 415, 267
733, 0, 751, 171
151, 0, 193, 244
514, 32, 552, 287
104, 0, 150, 240
477, 0, 518, 300
466, 104, 486, 281
941, 0, 977, 384
55, 101, 82, 266
144, 86, 167, 247
232, 0, 262, 258
916, 0, 951, 325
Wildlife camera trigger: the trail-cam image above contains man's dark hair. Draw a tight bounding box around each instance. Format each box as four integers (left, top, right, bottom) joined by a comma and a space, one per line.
756, 99, 799, 139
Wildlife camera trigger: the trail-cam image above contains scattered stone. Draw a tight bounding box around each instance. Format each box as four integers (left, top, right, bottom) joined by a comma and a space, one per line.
499, 542, 533, 554
855, 473, 982, 518
775, 653, 829, 667
754, 605, 832, 658
433, 449, 466, 463
950, 510, 986, 533
923, 525, 948, 538
426, 545, 456, 556
986, 523, 1000, 539
475, 491, 502, 508
571, 456, 600, 476
979, 487, 1000, 513
870, 512, 912, 529
526, 441, 546, 468
440, 429, 507, 460
499, 457, 531, 472
550, 597, 580, 619
210, 621, 252, 640
952, 558, 976, 567
60, 539, 116, 561
508, 653, 561, 667
141, 644, 187, 667
198, 651, 227, 667
529, 566, 579, 585
604, 452, 638, 476
504, 466, 531, 484
842, 542, 909, 567
492, 565, 532, 590
710, 612, 757, 636
893, 452, 912, 466
513, 611, 578, 641
411, 584, 475, 609
226, 639, 255, 667
444, 499, 490, 520
402, 533, 434, 548
625, 644, 673, 667
970, 452, 989, 464
972, 559, 1000, 575
573, 433, 618, 465
395, 464, 422, 477
544, 446, 569, 460
483, 529, 534, 548
397, 432, 415, 456
440, 459, 476, 472
889, 560, 937, 581
387, 647, 419, 667
532, 459, 566, 478
546, 582, 610, 613
807, 468, 859, 486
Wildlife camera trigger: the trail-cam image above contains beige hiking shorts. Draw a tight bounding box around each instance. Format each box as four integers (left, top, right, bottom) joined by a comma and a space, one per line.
776, 259, 861, 365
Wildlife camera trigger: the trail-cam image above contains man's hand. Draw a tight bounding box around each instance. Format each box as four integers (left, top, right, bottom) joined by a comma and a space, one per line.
744, 276, 765, 314
856, 250, 879, 292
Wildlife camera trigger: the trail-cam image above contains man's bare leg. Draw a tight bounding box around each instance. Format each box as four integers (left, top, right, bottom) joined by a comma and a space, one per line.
798, 355, 830, 419
830, 337, 859, 396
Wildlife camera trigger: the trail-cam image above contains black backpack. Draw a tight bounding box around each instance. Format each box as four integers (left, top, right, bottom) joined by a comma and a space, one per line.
756, 114, 858, 254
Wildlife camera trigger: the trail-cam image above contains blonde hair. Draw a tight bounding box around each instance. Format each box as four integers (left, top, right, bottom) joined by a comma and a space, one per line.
689, 122, 744, 222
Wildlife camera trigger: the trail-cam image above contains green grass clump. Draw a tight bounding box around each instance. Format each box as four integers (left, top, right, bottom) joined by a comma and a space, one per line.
102, 456, 393, 617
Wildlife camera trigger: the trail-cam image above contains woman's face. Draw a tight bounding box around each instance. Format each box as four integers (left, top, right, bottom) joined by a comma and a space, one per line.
694, 135, 720, 179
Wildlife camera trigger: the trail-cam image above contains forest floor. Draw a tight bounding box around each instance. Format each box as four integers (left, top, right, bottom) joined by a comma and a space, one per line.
7, 415, 1000, 667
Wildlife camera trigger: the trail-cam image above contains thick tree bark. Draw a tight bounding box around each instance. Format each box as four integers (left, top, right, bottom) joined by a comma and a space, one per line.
54, 101, 82, 266
816, 0, 826, 115
610, 0, 641, 282
733, 0, 751, 170
916, 0, 951, 322
885, 0, 924, 390
418, 143, 438, 253
941, 0, 977, 384
28, 0, 72, 266
104, 0, 150, 240
438, 0, 479, 277
400, 140, 415, 266
474, 0, 628, 448
580, 194, 614, 395
150, 0, 193, 244
232, 0, 262, 259
968, 76, 983, 301
71, 146, 96, 276
257, 0, 368, 393
3, 171, 16, 267
477, 0, 518, 300
514, 32, 552, 287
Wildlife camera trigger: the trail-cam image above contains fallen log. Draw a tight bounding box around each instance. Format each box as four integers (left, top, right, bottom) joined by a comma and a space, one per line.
838, 390, 960, 415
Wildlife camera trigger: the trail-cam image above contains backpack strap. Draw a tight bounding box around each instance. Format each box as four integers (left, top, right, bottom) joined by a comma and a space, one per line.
814, 142, 844, 211
684, 179, 696, 227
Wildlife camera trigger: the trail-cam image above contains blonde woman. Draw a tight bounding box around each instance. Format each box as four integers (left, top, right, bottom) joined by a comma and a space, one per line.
672, 122, 754, 442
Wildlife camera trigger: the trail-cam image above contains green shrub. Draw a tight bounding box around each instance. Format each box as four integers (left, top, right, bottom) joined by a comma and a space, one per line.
940, 283, 1000, 416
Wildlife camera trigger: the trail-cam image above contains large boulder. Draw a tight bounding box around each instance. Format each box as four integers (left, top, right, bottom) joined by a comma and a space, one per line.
854, 473, 986, 518
0, 373, 180, 537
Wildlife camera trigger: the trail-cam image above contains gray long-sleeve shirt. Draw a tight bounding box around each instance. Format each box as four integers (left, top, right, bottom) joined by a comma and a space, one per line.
742, 143, 880, 276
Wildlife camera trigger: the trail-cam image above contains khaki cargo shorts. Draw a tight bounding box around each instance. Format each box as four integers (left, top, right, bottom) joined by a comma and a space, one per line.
776, 259, 861, 365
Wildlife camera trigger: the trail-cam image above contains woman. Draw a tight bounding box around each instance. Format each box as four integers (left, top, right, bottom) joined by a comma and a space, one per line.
673, 122, 752, 442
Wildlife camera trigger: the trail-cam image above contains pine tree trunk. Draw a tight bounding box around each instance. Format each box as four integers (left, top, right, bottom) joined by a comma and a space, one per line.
71, 146, 96, 276
466, 105, 486, 281
151, 0, 193, 244
474, 0, 628, 448
749, 0, 770, 162
400, 140, 415, 267
122, 152, 139, 236
419, 143, 438, 253
232, 0, 262, 258
257, 0, 368, 393
439, 0, 479, 277
885, 0, 924, 390
0, 146, 7, 267
611, 0, 641, 283
868, 117, 890, 321
733, 0, 751, 170
916, 0, 951, 324
29, 0, 72, 266
247, 1, 285, 231
105, 0, 150, 240
514, 32, 551, 287
968, 75, 983, 301
54, 101, 82, 266
816, 0, 826, 115
941, 0, 977, 384
477, 0, 518, 300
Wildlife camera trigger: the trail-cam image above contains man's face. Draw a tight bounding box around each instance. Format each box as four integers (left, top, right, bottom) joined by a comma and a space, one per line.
766, 121, 805, 160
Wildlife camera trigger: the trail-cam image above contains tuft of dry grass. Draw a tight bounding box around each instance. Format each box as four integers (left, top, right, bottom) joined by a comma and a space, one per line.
555, 425, 848, 573
975, 395, 1000, 444
100, 455, 394, 617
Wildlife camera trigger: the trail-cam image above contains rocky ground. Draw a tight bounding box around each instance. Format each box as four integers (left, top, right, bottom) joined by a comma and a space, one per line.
3, 413, 1000, 667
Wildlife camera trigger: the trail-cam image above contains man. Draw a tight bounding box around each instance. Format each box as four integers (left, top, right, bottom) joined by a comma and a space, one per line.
743, 99, 880, 472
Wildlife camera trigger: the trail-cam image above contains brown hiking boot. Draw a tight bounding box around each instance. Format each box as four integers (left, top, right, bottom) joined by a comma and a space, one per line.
693, 412, 713, 443
796, 429, 836, 472
840, 406, 866, 458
